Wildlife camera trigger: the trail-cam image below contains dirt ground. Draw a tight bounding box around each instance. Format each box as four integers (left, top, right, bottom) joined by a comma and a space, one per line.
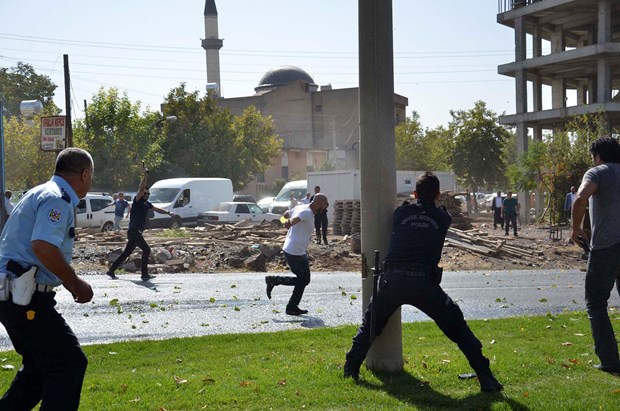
72, 213, 587, 275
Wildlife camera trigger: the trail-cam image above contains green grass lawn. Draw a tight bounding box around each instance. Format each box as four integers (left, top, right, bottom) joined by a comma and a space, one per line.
1, 311, 620, 410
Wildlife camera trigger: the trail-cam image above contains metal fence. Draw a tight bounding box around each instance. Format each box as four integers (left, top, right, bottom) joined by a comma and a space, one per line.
498, 0, 546, 14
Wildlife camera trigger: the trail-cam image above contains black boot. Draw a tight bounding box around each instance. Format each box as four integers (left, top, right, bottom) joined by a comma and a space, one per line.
476, 368, 503, 392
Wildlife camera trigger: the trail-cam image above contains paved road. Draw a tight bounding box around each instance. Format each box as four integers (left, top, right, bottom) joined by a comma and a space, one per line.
1, 269, 617, 351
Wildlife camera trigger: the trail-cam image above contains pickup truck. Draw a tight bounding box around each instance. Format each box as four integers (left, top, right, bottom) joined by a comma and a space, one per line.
197, 202, 282, 226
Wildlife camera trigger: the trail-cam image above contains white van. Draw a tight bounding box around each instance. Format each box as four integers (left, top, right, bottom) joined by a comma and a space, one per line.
147, 178, 233, 228
268, 180, 308, 215
76, 194, 117, 232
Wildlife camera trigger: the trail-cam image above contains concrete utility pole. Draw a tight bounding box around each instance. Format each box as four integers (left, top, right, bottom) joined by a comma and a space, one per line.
63, 54, 73, 147
358, 0, 402, 371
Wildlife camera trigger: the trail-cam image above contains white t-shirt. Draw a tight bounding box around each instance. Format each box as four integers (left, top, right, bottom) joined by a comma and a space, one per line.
283, 204, 314, 256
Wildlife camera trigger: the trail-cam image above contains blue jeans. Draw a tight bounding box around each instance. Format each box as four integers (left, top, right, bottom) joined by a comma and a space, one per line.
585, 241, 620, 367
346, 271, 490, 373
267, 252, 311, 308
113, 215, 123, 231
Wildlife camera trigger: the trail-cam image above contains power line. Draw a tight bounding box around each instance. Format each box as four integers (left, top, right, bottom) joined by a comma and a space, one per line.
0, 32, 525, 58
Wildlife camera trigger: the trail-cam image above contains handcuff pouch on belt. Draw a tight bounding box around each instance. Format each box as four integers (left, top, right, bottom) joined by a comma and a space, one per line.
4, 261, 39, 306
384, 262, 443, 285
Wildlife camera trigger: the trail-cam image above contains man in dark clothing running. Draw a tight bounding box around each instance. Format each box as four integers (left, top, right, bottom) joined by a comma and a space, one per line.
107, 165, 173, 281
343, 172, 503, 393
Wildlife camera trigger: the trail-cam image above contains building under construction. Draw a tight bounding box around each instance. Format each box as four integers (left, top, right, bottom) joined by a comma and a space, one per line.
497, 0, 619, 217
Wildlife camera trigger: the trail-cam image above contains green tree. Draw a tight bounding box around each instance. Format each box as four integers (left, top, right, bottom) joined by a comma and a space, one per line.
395, 112, 452, 172
3, 113, 57, 189
507, 113, 606, 223
156, 84, 281, 190
73, 87, 161, 191
449, 101, 511, 205
0, 62, 58, 117
231, 106, 282, 190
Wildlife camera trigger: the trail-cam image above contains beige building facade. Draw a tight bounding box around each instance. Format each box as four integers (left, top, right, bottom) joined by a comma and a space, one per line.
218, 67, 408, 197
201, 1, 407, 198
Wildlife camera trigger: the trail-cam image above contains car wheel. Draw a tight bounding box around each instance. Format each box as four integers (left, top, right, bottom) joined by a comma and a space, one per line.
271, 219, 282, 228
170, 216, 182, 229
102, 222, 114, 232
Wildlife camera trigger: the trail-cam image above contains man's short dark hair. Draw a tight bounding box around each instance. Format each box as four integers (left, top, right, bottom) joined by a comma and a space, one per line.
590, 136, 620, 163
54, 148, 93, 175
416, 172, 440, 202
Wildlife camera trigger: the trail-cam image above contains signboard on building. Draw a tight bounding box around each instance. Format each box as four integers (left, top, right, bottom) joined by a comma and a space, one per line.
41, 116, 66, 151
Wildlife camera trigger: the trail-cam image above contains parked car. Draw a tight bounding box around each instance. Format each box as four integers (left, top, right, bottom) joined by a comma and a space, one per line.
197, 202, 282, 226
233, 194, 257, 203
76, 194, 117, 232
268, 180, 307, 215
148, 178, 233, 228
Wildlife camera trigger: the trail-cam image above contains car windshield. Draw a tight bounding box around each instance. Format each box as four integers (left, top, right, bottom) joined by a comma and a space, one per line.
148, 188, 179, 203
275, 188, 307, 202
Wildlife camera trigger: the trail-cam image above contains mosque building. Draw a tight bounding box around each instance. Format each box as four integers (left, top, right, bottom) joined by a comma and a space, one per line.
202, 0, 408, 197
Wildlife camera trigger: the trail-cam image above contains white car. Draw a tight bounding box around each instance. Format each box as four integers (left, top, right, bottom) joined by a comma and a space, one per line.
76, 194, 118, 232
197, 202, 282, 226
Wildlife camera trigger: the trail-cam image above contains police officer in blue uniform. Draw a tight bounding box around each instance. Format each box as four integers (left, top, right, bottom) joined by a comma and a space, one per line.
0, 148, 95, 410
343, 172, 503, 393
107, 165, 173, 281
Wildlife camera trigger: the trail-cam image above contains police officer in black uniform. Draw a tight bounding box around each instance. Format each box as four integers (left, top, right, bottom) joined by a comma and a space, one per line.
344, 172, 503, 393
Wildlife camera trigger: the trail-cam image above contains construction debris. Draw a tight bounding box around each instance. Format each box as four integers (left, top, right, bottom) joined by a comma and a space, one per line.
445, 227, 544, 260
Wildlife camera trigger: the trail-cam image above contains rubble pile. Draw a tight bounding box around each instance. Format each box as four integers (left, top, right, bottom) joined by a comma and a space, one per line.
75, 220, 289, 274
445, 227, 544, 261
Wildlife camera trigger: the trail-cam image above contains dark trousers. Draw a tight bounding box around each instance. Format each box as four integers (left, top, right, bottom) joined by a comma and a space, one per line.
504, 213, 517, 235
314, 213, 328, 244
0, 292, 87, 411
346, 271, 491, 374
493, 208, 503, 229
585, 241, 620, 367
266, 252, 311, 308
109, 228, 151, 276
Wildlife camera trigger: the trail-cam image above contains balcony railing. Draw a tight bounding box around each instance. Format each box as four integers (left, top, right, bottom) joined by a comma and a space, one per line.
498, 0, 546, 14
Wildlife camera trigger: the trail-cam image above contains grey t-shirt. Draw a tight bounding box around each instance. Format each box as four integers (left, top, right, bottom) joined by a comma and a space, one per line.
583, 163, 620, 250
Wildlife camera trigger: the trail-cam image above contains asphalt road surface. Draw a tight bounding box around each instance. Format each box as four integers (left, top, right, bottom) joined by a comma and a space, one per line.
1, 269, 617, 351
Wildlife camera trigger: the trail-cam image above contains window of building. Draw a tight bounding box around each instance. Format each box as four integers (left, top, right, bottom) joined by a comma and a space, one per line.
315, 105, 323, 113
281, 166, 289, 180
256, 172, 265, 183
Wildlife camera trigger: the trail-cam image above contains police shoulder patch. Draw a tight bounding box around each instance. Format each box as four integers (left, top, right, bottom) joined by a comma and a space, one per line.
48, 209, 63, 223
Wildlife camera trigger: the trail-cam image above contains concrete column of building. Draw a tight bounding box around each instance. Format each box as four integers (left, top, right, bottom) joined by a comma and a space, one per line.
597, 0, 612, 44
515, 16, 526, 61
514, 16, 530, 224
597, 59, 612, 103
358, 0, 402, 372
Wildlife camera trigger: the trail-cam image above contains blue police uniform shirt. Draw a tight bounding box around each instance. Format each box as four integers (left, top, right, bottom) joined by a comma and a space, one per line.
384, 200, 452, 267
128, 196, 153, 232
0, 175, 79, 286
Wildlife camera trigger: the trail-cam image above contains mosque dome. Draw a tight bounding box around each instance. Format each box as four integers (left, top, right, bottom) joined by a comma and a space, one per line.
255, 65, 315, 92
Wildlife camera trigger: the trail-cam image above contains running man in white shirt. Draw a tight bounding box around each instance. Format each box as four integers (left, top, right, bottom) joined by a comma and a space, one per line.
265, 194, 329, 315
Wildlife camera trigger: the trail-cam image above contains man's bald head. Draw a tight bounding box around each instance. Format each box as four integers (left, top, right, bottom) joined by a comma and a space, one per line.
310, 193, 328, 214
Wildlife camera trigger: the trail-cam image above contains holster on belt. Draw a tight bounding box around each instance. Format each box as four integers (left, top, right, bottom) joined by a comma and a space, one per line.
7, 261, 38, 306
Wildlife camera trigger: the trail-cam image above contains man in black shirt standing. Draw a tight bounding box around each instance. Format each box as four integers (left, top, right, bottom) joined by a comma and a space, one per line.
107, 165, 173, 281
344, 172, 503, 393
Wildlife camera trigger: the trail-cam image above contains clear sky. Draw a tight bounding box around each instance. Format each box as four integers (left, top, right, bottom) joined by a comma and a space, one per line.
0, 0, 517, 129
